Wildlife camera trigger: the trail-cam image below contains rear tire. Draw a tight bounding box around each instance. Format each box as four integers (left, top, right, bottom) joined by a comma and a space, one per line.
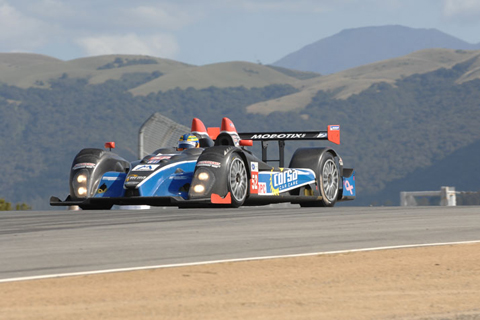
301, 153, 339, 207
227, 153, 248, 207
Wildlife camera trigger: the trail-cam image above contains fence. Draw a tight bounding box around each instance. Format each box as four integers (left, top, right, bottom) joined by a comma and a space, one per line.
138, 113, 189, 158
400, 186, 457, 206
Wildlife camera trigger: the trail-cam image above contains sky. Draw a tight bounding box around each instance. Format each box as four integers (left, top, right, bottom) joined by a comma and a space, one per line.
1, 0, 480, 66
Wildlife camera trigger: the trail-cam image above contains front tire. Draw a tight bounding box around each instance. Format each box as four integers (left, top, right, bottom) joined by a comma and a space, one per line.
227, 154, 248, 207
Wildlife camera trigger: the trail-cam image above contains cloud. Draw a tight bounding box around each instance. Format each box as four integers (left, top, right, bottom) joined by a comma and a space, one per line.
26, 0, 76, 19
76, 33, 179, 58
127, 5, 198, 30
443, 0, 480, 21
0, 0, 53, 50
205, 0, 400, 14
213, 0, 334, 13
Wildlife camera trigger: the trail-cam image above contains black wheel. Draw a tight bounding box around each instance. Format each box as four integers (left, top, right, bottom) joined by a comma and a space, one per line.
227, 153, 248, 207
301, 153, 339, 207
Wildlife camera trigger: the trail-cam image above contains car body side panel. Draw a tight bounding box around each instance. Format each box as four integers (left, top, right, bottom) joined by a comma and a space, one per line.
94, 172, 126, 198
135, 161, 196, 197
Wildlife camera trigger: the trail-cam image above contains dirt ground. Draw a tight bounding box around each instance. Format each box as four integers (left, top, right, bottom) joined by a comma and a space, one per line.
1, 243, 480, 320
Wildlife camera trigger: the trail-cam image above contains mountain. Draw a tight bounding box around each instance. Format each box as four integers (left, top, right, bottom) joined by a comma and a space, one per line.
273, 25, 480, 75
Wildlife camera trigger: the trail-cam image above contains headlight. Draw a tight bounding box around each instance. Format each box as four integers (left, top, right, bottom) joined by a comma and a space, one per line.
72, 170, 89, 198
189, 169, 215, 199
193, 184, 205, 193
78, 187, 87, 196
198, 172, 209, 181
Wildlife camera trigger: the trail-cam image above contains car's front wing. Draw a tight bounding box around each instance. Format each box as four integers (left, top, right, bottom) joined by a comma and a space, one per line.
51, 192, 353, 209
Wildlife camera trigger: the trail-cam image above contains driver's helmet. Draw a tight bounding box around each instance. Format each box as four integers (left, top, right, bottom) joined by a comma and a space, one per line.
177, 133, 199, 151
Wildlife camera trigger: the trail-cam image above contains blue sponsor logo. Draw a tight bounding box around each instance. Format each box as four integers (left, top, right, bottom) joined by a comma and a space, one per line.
272, 169, 298, 190
258, 168, 315, 195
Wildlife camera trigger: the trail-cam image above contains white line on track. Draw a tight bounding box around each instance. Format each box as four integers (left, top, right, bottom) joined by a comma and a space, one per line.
2, 240, 480, 283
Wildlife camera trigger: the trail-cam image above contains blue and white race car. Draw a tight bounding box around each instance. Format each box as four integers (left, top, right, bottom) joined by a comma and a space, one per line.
51, 118, 355, 209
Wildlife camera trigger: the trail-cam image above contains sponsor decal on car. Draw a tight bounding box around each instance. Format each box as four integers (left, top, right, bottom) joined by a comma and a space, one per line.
269, 168, 299, 195
126, 174, 146, 182
197, 160, 221, 168
257, 168, 315, 196
258, 182, 267, 195
250, 162, 258, 194
170, 175, 190, 180
102, 176, 122, 181
316, 132, 327, 138
132, 164, 159, 171
73, 162, 96, 170
343, 174, 355, 196
330, 125, 340, 130
250, 133, 306, 139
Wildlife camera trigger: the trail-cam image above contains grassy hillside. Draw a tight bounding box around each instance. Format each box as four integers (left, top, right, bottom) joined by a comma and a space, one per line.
0, 54, 193, 89
247, 49, 480, 114
368, 139, 480, 206
129, 61, 318, 94
0, 54, 317, 94
300, 58, 480, 198
1, 51, 480, 209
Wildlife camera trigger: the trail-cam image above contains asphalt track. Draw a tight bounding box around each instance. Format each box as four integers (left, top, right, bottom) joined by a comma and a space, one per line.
1, 205, 479, 281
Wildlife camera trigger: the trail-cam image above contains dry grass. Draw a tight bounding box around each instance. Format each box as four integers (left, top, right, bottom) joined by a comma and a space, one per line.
1, 243, 479, 320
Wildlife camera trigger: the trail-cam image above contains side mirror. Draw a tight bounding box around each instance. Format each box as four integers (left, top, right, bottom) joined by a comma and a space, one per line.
105, 142, 115, 151
239, 140, 253, 147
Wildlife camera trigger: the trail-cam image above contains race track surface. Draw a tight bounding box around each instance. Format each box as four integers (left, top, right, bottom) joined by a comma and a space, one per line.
1, 205, 479, 280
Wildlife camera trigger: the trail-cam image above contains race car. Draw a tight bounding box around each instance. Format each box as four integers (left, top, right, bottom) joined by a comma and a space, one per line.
50, 117, 355, 209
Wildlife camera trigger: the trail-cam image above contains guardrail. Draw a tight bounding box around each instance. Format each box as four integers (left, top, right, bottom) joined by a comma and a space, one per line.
400, 186, 457, 206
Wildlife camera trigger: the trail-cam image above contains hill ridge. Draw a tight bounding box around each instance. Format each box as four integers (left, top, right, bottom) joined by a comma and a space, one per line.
248, 48, 480, 115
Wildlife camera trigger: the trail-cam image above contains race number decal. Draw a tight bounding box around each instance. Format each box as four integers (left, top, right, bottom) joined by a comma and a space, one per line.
250, 162, 258, 194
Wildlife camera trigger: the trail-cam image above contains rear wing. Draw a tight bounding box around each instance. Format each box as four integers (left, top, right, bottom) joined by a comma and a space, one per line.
236, 125, 341, 166
238, 125, 340, 145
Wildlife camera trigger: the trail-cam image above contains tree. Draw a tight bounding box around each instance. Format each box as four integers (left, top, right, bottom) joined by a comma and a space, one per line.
0, 198, 31, 211
0, 198, 12, 211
